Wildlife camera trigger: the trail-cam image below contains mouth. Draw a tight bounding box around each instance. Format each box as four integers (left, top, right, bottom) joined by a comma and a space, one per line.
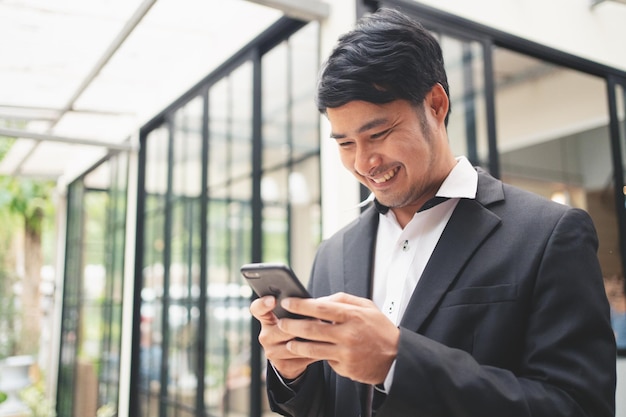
370, 166, 399, 184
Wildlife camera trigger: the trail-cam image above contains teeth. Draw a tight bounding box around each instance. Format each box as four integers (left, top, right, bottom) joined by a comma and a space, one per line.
372, 168, 396, 184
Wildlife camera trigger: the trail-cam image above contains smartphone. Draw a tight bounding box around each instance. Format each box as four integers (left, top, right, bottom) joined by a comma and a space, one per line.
240, 262, 311, 319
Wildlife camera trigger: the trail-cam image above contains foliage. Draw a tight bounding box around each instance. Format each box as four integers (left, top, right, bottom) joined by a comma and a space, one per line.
0, 176, 54, 235
20, 379, 56, 417
0, 136, 15, 160
0, 182, 19, 359
96, 403, 117, 417
0, 135, 56, 356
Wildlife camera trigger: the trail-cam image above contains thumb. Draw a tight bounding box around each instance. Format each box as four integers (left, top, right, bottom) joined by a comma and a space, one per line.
250, 296, 279, 323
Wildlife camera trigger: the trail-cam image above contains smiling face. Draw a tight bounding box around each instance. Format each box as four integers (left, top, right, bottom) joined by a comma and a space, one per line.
327, 84, 456, 227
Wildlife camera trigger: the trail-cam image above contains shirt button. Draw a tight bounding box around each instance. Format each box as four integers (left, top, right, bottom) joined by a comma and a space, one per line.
402, 240, 409, 251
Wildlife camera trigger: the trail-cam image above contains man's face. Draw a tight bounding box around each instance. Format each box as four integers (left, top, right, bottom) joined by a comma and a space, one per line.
327, 97, 452, 216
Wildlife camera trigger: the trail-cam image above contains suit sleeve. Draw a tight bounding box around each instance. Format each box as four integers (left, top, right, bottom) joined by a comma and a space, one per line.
378, 208, 616, 417
266, 361, 329, 417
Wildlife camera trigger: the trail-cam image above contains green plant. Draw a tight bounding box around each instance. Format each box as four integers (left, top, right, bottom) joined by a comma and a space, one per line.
19, 379, 56, 417
0, 133, 56, 356
96, 403, 117, 417
0, 229, 18, 359
0, 176, 55, 355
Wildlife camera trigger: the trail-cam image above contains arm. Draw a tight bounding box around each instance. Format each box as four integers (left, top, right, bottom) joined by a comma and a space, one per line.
266, 361, 329, 417
249, 294, 327, 417
378, 208, 616, 417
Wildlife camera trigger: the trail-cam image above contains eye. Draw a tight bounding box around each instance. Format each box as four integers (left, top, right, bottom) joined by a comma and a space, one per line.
337, 140, 354, 148
371, 129, 390, 139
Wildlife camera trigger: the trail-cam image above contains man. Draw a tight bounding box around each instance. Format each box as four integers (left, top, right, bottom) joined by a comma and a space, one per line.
250, 8, 616, 417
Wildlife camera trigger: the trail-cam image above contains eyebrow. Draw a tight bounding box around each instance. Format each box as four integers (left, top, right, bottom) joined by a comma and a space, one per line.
330, 117, 389, 139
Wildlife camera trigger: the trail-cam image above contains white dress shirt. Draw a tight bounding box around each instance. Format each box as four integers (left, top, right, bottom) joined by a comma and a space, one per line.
372, 156, 478, 390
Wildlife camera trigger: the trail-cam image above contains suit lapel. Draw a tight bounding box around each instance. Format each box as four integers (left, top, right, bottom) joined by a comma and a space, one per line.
342, 207, 379, 299
399, 170, 504, 331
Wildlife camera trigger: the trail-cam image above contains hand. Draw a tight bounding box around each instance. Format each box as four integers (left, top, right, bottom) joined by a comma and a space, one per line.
277, 292, 399, 385
249, 295, 319, 380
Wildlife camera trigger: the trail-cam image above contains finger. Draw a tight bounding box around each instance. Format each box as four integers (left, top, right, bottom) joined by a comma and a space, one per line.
281, 295, 374, 324
277, 317, 337, 343
250, 296, 278, 323
280, 297, 339, 323
327, 292, 375, 307
285, 338, 335, 361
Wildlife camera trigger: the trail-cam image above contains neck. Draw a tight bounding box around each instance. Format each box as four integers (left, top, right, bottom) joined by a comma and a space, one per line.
391, 155, 457, 228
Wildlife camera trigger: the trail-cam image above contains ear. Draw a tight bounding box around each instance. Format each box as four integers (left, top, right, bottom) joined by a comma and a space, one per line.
425, 83, 449, 125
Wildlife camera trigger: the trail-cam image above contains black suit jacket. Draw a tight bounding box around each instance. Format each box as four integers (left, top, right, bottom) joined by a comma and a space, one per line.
267, 169, 616, 417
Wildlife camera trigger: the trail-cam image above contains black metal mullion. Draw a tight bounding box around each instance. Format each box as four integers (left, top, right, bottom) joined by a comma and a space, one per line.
221, 73, 235, 417
607, 76, 626, 290
462, 42, 478, 166
159, 116, 175, 417
56, 183, 81, 416
129, 126, 150, 417
102, 175, 116, 404
250, 46, 264, 417
286, 37, 294, 264
196, 89, 209, 416
179, 108, 197, 416
482, 39, 500, 177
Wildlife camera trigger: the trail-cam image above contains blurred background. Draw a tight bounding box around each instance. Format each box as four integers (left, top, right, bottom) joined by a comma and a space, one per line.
0, 0, 625, 416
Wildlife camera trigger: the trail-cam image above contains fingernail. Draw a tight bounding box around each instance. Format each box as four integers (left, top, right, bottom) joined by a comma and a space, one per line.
263, 296, 274, 307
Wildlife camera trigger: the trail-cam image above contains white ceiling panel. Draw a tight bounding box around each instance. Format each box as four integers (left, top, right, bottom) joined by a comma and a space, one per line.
0, 0, 283, 181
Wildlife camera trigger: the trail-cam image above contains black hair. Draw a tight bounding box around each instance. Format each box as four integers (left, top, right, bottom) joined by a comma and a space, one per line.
316, 8, 451, 125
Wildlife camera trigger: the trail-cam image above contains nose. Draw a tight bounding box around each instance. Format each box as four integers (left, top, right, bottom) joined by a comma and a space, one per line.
354, 145, 382, 177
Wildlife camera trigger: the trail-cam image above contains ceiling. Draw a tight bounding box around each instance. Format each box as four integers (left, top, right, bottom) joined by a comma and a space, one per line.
0, 0, 292, 182
2, 0, 617, 184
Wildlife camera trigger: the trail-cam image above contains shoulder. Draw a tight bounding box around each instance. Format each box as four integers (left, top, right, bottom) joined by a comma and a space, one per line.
476, 168, 570, 219
475, 169, 596, 238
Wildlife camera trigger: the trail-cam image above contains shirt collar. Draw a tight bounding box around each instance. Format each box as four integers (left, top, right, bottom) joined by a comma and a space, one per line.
436, 156, 477, 200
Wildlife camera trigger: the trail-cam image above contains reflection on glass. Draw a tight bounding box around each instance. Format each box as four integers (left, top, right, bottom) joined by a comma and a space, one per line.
494, 48, 624, 346
140, 124, 170, 417
207, 61, 254, 416
610, 82, 626, 352
440, 36, 487, 166
138, 20, 320, 417
58, 152, 129, 417
291, 22, 320, 159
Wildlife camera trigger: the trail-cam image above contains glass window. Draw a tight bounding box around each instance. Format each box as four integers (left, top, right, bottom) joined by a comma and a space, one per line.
609, 82, 626, 352
206, 62, 254, 417
166, 96, 204, 411
440, 35, 489, 167
493, 48, 623, 338
139, 125, 169, 417
289, 156, 321, 280
57, 153, 129, 417
136, 19, 319, 417
57, 180, 83, 417
290, 22, 320, 160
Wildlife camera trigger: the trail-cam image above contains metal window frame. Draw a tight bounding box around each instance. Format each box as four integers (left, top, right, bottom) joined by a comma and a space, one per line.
373, 0, 626, 290
131, 16, 309, 417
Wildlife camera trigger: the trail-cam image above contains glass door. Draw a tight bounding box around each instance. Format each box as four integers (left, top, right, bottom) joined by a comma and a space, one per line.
492, 48, 626, 350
